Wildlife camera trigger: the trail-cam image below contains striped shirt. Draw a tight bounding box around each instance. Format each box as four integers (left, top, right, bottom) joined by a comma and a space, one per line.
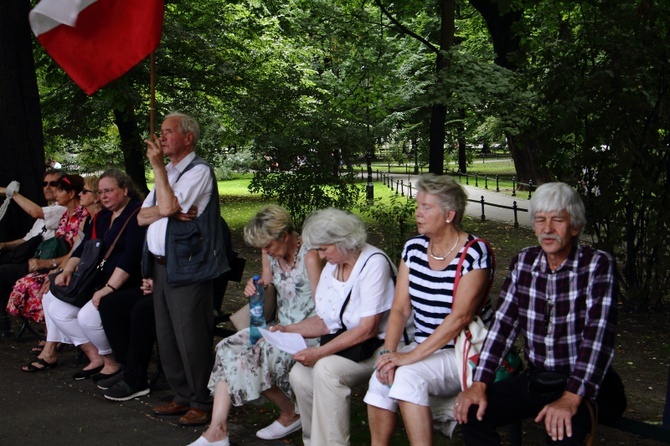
474, 244, 618, 399
403, 234, 494, 346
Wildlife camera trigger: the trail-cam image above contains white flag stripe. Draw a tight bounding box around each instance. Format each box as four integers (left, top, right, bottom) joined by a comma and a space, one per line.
29, 0, 97, 36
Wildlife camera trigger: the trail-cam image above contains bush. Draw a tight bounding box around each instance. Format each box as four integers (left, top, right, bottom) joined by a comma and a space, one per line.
358, 194, 417, 264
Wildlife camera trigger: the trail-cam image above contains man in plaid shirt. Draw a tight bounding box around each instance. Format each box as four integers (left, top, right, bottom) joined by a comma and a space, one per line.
454, 182, 626, 445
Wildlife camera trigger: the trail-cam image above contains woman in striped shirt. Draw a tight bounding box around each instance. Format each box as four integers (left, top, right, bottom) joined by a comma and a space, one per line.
365, 173, 494, 446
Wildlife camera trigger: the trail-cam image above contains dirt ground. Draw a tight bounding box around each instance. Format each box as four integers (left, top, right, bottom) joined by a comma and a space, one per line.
221, 226, 670, 445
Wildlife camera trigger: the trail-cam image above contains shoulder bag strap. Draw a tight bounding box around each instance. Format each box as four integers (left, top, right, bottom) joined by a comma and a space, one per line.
335, 251, 395, 331
98, 207, 140, 269
452, 238, 496, 314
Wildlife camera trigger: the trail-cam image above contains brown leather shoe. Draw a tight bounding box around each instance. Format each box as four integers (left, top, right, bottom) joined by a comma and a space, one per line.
153, 401, 190, 416
178, 408, 211, 426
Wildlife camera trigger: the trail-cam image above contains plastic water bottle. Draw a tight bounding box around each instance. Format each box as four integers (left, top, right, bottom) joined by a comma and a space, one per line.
249, 275, 266, 345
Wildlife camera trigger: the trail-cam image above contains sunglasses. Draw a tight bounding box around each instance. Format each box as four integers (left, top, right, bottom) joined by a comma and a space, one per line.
42, 181, 59, 187
81, 188, 93, 195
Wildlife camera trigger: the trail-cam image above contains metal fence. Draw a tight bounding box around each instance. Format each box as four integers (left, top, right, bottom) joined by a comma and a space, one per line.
375, 171, 529, 229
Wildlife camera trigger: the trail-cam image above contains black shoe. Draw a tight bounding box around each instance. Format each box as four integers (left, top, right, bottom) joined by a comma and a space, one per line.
104, 380, 150, 402
72, 365, 104, 381
97, 371, 125, 390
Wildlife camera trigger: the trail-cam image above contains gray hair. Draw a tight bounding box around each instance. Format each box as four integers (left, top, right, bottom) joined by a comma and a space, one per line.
530, 182, 586, 231
302, 208, 367, 254
165, 112, 200, 146
416, 173, 468, 227
100, 169, 144, 201
243, 205, 295, 248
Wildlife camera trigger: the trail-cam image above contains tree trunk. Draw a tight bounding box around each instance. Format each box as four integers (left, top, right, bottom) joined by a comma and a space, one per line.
506, 135, 555, 185
0, 0, 46, 241
469, 0, 554, 185
428, 0, 455, 175
458, 108, 467, 173
113, 105, 149, 195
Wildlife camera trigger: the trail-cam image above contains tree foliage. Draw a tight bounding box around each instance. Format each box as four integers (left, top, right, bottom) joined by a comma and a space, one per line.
524, 0, 670, 307
30, 0, 670, 307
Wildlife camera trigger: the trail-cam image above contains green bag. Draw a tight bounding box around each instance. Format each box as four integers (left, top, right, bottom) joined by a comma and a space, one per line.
495, 348, 523, 382
34, 236, 70, 260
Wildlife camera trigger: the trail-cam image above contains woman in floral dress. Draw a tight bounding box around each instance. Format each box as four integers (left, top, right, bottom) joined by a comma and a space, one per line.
6, 174, 88, 324
187, 205, 325, 446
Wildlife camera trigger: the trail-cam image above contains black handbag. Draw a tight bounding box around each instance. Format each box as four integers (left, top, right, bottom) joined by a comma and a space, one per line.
49, 209, 138, 307
50, 238, 104, 307
319, 252, 393, 362
320, 326, 384, 362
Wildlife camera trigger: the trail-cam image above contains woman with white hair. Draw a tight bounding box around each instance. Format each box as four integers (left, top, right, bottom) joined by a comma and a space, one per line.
272, 207, 397, 446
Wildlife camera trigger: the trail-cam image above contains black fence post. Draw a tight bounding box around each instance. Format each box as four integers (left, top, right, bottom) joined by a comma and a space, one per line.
387, 162, 391, 173
400, 180, 405, 197
480, 196, 486, 222
484, 174, 489, 190
512, 176, 517, 196
465, 172, 469, 186
513, 201, 519, 229
496, 174, 500, 192
395, 180, 400, 195
475, 173, 479, 188
528, 180, 533, 200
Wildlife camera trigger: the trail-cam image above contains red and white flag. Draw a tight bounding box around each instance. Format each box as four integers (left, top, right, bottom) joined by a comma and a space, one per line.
29, 0, 164, 95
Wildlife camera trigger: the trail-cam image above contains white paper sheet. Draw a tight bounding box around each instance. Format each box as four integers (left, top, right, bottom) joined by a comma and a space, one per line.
258, 327, 308, 355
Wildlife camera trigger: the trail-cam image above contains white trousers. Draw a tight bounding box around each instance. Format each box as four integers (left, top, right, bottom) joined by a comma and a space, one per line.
47, 296, 112, 355
43, 291, 71, 344
364, 343, 461, 411
289, 352, 378, 446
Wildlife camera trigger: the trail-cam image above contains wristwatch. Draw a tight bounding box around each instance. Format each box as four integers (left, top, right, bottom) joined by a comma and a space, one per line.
52, 259, 58, 269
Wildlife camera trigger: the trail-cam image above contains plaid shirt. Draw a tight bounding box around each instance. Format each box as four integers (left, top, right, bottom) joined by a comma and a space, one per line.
474, 244, 618, 399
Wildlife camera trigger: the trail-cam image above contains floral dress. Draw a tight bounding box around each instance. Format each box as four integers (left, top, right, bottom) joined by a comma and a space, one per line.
208, 242, 316, 406
6, 206, 89, 323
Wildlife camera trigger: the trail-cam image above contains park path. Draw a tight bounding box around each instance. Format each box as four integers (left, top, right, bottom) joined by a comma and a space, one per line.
382, 171, 532, 228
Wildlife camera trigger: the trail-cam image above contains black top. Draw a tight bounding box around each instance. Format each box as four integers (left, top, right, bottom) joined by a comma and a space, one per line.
73, 199, 146, 289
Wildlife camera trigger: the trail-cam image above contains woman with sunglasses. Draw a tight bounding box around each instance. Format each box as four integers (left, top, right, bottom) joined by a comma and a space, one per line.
28, 176, 103, 355
6, 175, 89, 366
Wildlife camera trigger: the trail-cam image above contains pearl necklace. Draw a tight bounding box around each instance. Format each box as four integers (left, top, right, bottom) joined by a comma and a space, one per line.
429, 234, 460, 261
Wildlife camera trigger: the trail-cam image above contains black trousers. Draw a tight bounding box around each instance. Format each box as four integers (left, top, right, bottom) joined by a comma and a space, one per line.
461, 368, 626, 445
98, 288, 155, 387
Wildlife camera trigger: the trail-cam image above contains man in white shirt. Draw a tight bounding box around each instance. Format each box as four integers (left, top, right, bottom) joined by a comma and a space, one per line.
0, 169, 65, 335
139, 112, 220, 427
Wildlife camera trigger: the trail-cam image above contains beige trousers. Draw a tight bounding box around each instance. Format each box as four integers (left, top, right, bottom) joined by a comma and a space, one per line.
289, 352, 378, 446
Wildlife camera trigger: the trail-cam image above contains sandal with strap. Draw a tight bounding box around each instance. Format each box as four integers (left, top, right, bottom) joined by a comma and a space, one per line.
31, 342, 63, 355
22, 358, 58, 373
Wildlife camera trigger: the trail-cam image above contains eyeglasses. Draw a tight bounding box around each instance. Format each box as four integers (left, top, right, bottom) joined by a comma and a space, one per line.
542, 301, 554, 335
97, 187, 120, 196
81, 189, 93, 195
42, 181, 59, 187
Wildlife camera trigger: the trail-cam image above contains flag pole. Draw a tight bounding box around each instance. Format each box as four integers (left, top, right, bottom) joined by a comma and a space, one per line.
150, 51, 156, 136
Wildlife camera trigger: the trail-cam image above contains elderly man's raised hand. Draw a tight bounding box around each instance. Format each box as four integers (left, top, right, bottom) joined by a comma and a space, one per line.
144, 134, 165, 168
